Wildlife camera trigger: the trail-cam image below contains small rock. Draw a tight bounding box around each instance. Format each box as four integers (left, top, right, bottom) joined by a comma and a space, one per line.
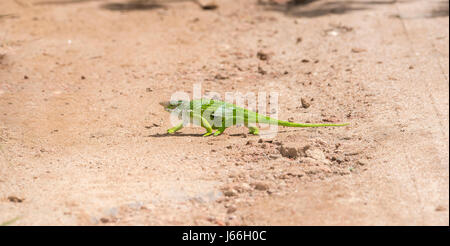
351, 48, 367, 53
435, 205, 446, 212
214, 74, 229, 80
331, 156, 343, 164
24, 75, 29, 80
227, 206, 237, 214
258, 66, 267, 75
357, 160, 367, 166
280, 144, 300, 159
257, 51, 269, 61
288, 117, 294, 122
145, 123, 160, 129
223, 189, 238, 197
279, 143, 309, 159
246, 140, 255, 145
301, 59, 310, 63
301, 98, 311, 108
81, 75, 86, 80
100, 217, 110, 223
322, 118, 337, 123
345, 151, 360, 156
296, 37, 302, 44
253, 182, 269, 191
7, 196, 23, 203
146, 88, 153, 92
197, 0, 218, 10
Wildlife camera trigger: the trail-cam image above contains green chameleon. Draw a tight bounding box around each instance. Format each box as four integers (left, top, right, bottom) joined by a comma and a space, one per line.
161, 99, 348, 136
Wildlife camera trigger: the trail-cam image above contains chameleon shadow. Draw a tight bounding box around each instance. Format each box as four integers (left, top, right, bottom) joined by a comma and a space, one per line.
147, 129, 300, 138
147, 132, 205, 138
100, 2, 164, 11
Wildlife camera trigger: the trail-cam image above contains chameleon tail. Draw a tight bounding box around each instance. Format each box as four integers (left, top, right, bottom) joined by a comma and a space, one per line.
256, 116, 348, 127
277, 120, 349, 127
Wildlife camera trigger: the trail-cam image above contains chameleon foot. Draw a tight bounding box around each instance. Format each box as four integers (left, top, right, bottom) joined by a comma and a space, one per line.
213, 127, 227, 136
167, 123, 183, 134
248, 126, 259, 135
203, 132, 213, 137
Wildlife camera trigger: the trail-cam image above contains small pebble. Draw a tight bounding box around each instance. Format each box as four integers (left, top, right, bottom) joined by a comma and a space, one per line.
227, 206, 237, 214
8, 196, 23, 203
100, 217, 109, 223
197, 0, 218, 10
301, 98, 311, 108
257, 51, 269, 61
357, 160, 367, 166
223, 189, 238, 197
351, 48, 367, 53
253, 182, 269, 191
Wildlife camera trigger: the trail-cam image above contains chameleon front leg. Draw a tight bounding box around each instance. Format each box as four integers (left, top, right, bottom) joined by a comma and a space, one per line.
247, 126, 259, 135
167, 123, 183, 134
191, 113, 214, 136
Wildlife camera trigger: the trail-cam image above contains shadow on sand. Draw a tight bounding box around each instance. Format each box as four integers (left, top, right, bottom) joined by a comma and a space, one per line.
259, 0, 449, 19
258, 0, 396, 18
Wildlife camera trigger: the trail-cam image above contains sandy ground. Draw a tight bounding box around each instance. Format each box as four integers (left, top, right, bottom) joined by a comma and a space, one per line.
0, 0, 448, 225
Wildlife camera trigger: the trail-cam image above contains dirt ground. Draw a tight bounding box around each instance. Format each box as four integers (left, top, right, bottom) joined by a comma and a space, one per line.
0, 0, 448, 225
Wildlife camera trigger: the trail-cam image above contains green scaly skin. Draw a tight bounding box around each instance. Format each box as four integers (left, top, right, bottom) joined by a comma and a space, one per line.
163, 99, 349, 136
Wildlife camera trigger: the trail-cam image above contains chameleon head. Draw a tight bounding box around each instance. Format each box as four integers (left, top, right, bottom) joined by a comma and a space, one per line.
159, 100, 187, 112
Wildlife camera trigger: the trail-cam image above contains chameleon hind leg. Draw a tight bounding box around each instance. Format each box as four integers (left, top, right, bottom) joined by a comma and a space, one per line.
167, 123, 183, 134
213, 126, 227, 136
